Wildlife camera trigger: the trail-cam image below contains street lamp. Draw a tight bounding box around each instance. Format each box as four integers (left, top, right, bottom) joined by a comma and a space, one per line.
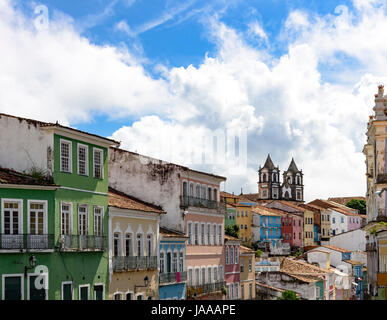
134, 276, 150, 292
24, 255, 36, 277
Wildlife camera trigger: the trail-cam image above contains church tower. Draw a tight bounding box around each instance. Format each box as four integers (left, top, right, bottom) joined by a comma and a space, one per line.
258, 154, 281, 200
281, 158, 304, 202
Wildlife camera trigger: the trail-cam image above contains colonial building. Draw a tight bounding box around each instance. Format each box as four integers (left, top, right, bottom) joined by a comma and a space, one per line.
258, 155, 304, 202
239, 245, 255, 300
224, 235, 240, 300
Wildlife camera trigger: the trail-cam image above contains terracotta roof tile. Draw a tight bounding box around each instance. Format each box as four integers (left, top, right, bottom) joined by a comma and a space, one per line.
320, 245, 351, 253
252, 205, 285, 216
160, 227, 188, 238
328, 197, 365, 206
108, 187, 165, 214
0, 167, 57, 187
224, 234, 241, 241
280, 257, 329, 283
220, 191, 239, 199
240, 245, 255, 254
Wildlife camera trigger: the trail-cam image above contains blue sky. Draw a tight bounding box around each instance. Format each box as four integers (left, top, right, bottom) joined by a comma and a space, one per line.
2, 0, 387, 199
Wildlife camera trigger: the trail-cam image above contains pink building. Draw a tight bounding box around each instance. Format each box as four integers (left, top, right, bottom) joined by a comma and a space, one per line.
224, 235, 241, 300
281, 213, 303, 249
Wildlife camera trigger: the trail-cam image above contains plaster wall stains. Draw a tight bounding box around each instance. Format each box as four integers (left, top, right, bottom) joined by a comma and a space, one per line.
0, 114, 53, 173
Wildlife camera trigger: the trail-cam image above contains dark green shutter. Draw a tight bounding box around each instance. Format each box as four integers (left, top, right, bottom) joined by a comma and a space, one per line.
63, 283, 72, 300
94, 285, 103, 300
29, 276, 46, 300
4, 277, 22, 300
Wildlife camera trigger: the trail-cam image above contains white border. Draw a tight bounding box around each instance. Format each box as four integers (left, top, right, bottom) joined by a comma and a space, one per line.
61, 281, 73, 300
27, 200, 48, 234
27, 272, 48, 300
78, 284, 90, 300
2, 274, 24, 300
60, 138, 72, 173
77, 143, 89, 176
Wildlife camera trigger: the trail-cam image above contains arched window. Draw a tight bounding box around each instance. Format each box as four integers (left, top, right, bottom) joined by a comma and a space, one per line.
196, 185, 200, 198
125, 233, 133, 256
226, 246, 229, 264
182, 181, 188, 197
146, 234, 152, 257
231, 247, 234, 264
136, 234, 143, 257
114, 233, 121, 257
235, 246, 239, 264
263, 173, 267, 182
189, 183, 194, 196
160, 251, 165, 273
208, 187, 212, 201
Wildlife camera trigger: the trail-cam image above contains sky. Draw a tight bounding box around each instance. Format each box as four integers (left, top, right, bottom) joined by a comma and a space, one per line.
1, 0, 387, 201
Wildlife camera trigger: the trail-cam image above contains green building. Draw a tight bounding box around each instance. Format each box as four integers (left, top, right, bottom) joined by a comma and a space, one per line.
225, 205, 237, 227
0, 114, 119, 300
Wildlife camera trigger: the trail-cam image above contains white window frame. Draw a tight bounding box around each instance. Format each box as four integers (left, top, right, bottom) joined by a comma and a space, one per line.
213, 223, 217, 245
60, 139, 72, 173
125, 290, 134, 300
125, 232, 134, 257
93, 283, 105, 300
136, 233, 144, 257
61, 281, 74, 300
93, 205, 103, 236
2, 274, 24, 300
235, 246, 239, 264
188, 267, 193, 286
27, 272, 48, 300
207, 223, 211, 245
194, 267, 200, 286
113, 232, 122, 257
1, 198, 23, 235
146, 233, 153, 257
78, 204, 89, 236
60, 202, 72, 235
201, 223, 205, 245
78, 284, 90, 300
187, 222, 192, 245
93, 147, 104, 179
77, 143, 89, 176
114, 292, 123, 300
179, 249, 184, 272
159, 250, 165, 273
27, 200, 48, 235
226, 246, 229, 264
194, 222, 199, 245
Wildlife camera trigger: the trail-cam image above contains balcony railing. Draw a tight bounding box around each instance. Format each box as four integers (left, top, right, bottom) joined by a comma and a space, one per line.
187, 281, 225, 298
60, 235, 106, 251
366, 243, 377, 252
159, 271, 187, 284
0, 234, 55, 250
113, 256, 158, 271
180, 196, 225, 213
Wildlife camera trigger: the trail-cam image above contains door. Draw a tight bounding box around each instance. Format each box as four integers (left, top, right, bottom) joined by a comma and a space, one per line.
62, 283, 72, 300
4, 276, 22, 300
3, 201, 22, 249
94, 285, 103, 300
29, 276, 46, 300
166, 252, 172, 273
80, 286, 89, 300
78, 206, 88, 249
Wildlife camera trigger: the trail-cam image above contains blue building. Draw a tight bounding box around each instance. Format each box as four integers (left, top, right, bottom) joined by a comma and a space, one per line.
254, 206, 282, 247
314, 225, 319, 243
159, 227, 188, 300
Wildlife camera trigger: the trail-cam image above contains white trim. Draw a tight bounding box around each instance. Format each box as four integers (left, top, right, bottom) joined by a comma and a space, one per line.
59, 186, 108, 196
78, 284, 90, 300
27, 200, 48, 234
113, 291, 124, 300
135, 293, 145, 300
77, 143, 89, 176
78, 204, 89, 236
60, 138, 72, 173
1, 198, 23, 234
27, 272, 48, 300
2, 274, 24, 300
60, 201, 73, 235
124, 290, 134, 300
61, 281, 74, 300
93, 283, 105, 300
93, 147, 104, 179
93, 205, 104, 236
0, 184, 58, 190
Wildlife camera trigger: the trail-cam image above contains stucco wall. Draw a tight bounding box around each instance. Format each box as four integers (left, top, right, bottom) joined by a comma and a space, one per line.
329, 229, 366, 252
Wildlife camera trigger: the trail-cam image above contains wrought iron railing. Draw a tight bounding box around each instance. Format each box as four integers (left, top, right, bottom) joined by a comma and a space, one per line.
180, 196, 225, 213
113, 256, 158, 271
159, 271, 187, 284
0, 234, 55, 250
187, 281, 226, 298
60, 235, 106, 251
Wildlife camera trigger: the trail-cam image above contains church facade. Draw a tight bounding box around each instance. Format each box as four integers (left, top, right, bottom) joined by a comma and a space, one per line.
258, 154, 304, 202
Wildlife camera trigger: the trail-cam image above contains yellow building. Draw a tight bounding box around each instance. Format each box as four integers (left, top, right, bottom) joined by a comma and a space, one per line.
233, 203, 252, 245
108, 187, 165, 300
239, 245, 255, 300
220, 191, 240, 205
297, 204, 316, 247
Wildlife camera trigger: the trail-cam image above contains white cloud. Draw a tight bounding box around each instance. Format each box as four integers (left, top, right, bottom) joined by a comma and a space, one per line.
247, 20, 268, 42
2, 0, 387, 201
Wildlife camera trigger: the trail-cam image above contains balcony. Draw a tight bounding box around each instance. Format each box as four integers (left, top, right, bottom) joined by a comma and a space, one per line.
0, 234, 55, 251
187, 281, 226, 298
113, 256, 157, 271
180, 196, 225, 213
159, 271, 188, 284
60, 235, 106, 251
366, 243, 377, 252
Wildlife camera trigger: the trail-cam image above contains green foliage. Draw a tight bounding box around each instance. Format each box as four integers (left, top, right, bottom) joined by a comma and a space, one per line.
294, 250, 303, 257
225, 224, 239, 238
24, 166, 53, 183
221, 285, 228, 296
255, 249, 263, 257
345, 199, 366, 215
277, 290, 299, 300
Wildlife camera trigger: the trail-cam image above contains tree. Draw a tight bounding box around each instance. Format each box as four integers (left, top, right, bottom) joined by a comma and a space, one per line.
277, 290, 299, 300
345, 199, 366, 215
255, 249, 263, 257
225, 224, 239, 238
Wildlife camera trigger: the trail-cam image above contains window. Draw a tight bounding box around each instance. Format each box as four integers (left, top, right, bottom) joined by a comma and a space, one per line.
249, 284, 252, 299
196, 185, 200, 198
341, 217, 344, 223
189, 183, 194, 196
207, 224, 211, 244
213, 189, 218, 201
126, 292, 133, 300
93, 148, 103, 179
60, 139, 72, 173
249, 258, 252, 272
61, 203, 71, 235
77, 144, 88, 175
93, 206, 103, 236
241, 225, 244, 229
241, 285, 245, 300
208, 187, 212, 200
213, 225, 216, 245
226, 247, 229, 264
3, 275, 23, 300
160, 252, 165, 273
172, 252, 178, 272
94, 285, 104, 300
201, 268, 206, 285
241, 211, 244, 217
218, 225, 222, 244
78, 205, 88, 235
114, 293, 122, 300
113, 233, 121, 256
235, 246, 239, 264
201, 223, 205, 244
188, 269, 193, 285
125, 233, 133, 256
299, 233, 301, 239
235, 283, 239, 299
240, 259, 244, 272
194, 223, 199, 245
208, 267, 212, 283
187, 222, 192, 245
219, 265, 223, 280
245, 224, 247, 230
147, 234, 152, 256
195, 268, 200, 285
246, 211, 248, 217
213, 267, 218, 282
136, 234, 143, 256
136, 295, 143, 300
201, 186, 206, 199
230, 247, 234, 264
333, 217, 335, 224
179, 251, 184, 271
237, 211, 239, 217
28, 201, 46, 235
62, 282, 73, 300
79, 285, 90, 300
2, 200, 22, 235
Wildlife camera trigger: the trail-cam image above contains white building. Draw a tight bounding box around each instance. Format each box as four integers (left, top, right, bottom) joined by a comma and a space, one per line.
329, 229, 366, 252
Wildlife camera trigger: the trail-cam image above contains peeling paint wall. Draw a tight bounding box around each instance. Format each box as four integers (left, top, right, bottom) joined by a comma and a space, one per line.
0, 115, 53, 173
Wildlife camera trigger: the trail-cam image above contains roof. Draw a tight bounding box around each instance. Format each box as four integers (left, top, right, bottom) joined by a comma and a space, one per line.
220, 191, 239, 199
276, 200, 305, 212
159, 227, 188, 239
108, 187, 165, 214
319, 245, 351, 253
228, 203, 252, 208
328, 196, 365, 206
298, 203, 321, 214
286, 158, 300, 173
262, 154, 275, 170
252, 205, 285, 217
240, 245, 255, 254
0, 113, 120, 146
308, 199, 358, 216
280, 257, 329, 283
0, 167, 57, 187
255, 282, 300, 295
224, 234, 241, 242
345, 260, 364, 265
238, 193, 259, 202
